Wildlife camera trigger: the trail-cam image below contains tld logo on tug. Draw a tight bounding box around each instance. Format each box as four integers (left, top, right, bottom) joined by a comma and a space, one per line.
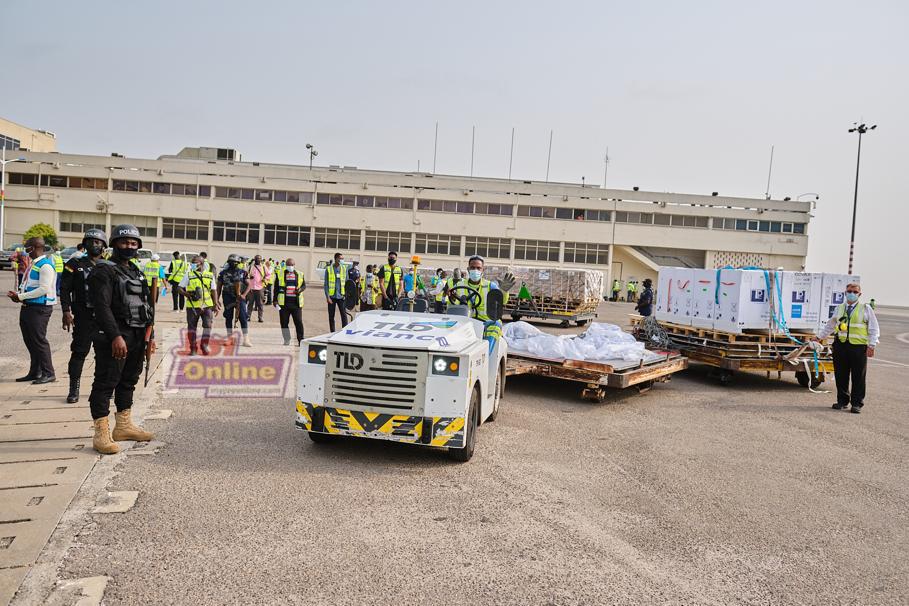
335, 351, 364, 370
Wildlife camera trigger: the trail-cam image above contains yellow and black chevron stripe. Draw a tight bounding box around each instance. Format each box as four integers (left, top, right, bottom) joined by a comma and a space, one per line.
295, 401, 464, 448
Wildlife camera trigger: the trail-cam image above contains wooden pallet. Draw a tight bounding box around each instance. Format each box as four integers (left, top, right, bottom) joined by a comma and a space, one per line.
629, 315, 816, 345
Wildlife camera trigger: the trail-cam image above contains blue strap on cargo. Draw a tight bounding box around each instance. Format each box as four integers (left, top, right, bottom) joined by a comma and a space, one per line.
760, 269, 822, 380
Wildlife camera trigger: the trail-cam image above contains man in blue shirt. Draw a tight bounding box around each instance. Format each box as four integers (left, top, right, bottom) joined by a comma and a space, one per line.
323, 252, 349, 332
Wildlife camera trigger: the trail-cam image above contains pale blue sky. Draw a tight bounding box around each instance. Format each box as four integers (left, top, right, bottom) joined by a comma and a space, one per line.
3, 0, 906, 303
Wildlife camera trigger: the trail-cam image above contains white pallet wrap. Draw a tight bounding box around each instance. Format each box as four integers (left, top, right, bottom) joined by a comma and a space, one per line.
818, 274, 861, 332
780, 272, 824, 331
485, 264, 603, 316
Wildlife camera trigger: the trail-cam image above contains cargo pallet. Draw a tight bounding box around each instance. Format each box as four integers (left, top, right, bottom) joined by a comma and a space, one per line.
504, 350, 688, 402
629, 315, 833, 388
507, 299, 599, 327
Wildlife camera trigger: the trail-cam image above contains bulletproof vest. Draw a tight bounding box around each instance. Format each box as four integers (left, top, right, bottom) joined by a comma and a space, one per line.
82, 262, 96, 309
101, 260, 153, 328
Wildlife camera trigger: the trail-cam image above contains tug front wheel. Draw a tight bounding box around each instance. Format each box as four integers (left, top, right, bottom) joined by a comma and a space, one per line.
449, 386, 480, 462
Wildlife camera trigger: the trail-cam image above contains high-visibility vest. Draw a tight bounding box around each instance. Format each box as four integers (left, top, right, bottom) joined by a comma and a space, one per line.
325, 263, 347, 297
21, 255, 56, 306
169, 259, 186, 282
432, 275, 447, 302
612, 280, 621, 291
379, 264, 403, 291
53, 254, 64, 273
276, 268, 304, 307
360, 275, 380, 305
185, 268, 215, 309
144, 261, 160, 287
454, 278, 508, 322
834, 303, 870, 345
266, 265, 276, 286
628, 282, 636, 293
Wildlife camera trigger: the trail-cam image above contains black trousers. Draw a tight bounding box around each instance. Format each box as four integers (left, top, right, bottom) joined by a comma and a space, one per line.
170, 281, 185, 310
67, 306, 96, 380
186, 307, 213, 352
327, 299, 349, 332
89, 327, 145, 420
223, 297, 249, 335
279, 306, 304, 344
832, 340, 868, 407
433, 300, 445, 314
20, 305, 54, 378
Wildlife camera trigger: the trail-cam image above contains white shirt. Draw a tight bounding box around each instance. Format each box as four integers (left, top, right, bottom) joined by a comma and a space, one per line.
817, 303, 879, 347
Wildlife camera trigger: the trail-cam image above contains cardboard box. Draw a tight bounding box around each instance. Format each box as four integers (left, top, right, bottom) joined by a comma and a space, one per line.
691, 269, 718, 329
818, 273, 861, 332
667, 268, 694, 325
780, 272, 824, 331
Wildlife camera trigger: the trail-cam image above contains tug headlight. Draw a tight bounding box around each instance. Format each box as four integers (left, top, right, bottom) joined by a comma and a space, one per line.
308, 344, 327, 364
432, 355, 459, 376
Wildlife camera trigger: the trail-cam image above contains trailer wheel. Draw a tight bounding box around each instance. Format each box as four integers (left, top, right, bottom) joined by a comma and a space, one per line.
560, 320, 570, 328
795, 371, 824, 389
449, 387, 479, 462
575, 319, 589, 327
714, 369, 734, 385
488, 361, 505, 422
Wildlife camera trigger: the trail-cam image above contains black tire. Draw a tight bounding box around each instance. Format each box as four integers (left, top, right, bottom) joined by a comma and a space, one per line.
575, 319, 589, 326
307, 431, 333, 444
559, 320, 570, 328
795, 370, 824, 389
449, 387, 479, 462
717, 370, 734, 386
488, 362, 505, 422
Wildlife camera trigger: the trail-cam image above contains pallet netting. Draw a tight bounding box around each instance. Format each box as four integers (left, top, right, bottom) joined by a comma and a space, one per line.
484, 265, 604, 314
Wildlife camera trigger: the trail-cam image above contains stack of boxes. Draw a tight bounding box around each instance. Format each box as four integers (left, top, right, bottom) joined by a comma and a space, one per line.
655, 267, 859, 334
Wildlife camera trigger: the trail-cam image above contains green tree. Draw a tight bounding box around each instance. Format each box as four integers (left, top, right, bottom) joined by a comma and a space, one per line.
23, 223, 59, 249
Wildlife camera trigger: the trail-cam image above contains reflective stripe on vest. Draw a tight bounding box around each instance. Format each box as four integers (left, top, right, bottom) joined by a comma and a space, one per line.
457, 278, 492, 321
53, 254, 63, 273
360, 276, 380, 305
276, 269, 304, 307
835, 303, 869, 345
185, 270, 215, 309
144, 261, 160, 286
380, 264, 403, 286
22, 256, 56, 306
326, 264, 347, 297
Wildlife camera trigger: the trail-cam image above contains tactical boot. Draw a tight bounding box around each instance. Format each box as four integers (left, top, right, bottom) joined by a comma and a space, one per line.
66, 378, 80, 404
112, 409, 155, 442
93, 417, 120, 455
242, 335, 252, 347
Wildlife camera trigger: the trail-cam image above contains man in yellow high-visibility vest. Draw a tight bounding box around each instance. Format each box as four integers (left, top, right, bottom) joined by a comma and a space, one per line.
323, 252, 349, 332
814, 282, 879, 414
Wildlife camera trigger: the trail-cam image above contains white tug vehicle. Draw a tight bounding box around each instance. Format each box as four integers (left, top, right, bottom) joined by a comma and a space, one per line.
295, 259, 506, 461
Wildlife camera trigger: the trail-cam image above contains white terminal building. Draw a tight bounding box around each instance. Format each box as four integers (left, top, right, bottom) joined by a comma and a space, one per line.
1, 121, 812, 288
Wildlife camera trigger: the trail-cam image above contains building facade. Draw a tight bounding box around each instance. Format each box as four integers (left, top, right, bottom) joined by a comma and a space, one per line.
1, 148, 811, 288
0, 118, 57, 153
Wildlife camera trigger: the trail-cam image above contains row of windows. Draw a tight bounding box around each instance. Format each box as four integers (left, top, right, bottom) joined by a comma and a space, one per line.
264, 224, 310, 247
316, 193, 414, 210
713, 217, 806, 234
215, 187, 313, 204
213, 221, 260, 244
163, 218, 209, 241
417, 199, 514, 217
518, 205, 611, 222
1, 135, 21, 151
114, 180, 212, 197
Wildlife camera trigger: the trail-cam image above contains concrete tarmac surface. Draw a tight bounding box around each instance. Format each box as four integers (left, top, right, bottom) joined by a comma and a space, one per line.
3, 293, 908, 605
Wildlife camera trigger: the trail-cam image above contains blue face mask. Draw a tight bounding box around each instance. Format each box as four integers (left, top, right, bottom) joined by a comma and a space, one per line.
468, 269, 482, 281
190, 263, 198, 271
845, 292, 859, 304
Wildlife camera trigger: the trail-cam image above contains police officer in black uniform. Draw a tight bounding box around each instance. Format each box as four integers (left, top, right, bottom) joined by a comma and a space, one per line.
86, 224, 155, 455
217, 253, 252, 347
60, 228, 107, 403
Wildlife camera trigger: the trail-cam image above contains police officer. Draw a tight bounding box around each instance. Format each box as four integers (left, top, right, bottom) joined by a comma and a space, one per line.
274, 257, 305, 346
217, 254, 252, 347
378, 251, 404, 310
60, 228, 107, 403
178, 254, 219, 355
815, 282, 880, 413
86, 224, 155, 455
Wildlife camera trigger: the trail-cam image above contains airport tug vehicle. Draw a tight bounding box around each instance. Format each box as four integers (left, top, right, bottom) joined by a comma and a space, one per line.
295, 256, 506, 461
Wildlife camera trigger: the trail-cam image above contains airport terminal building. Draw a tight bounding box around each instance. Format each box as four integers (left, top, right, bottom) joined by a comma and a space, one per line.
1, 136, 812, 288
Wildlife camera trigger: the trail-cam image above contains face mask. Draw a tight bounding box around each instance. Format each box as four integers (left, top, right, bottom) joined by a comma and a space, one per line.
388, 258, 396, 265
286, 265, 294, 271
468, 269, 482, 281
114, 247, 138, 260
845, 292, 859, 304
190, 263, 198, 271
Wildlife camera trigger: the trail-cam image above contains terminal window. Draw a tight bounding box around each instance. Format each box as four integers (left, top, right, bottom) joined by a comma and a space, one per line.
0, 134, 21, 150
465, 237, 510, 259
264, 224, 310, 247
415, 233, 460, 256
163, 218, 209, 241
514, 239, 559, 262
59, 212, 105, 234
365, 231, 411, 253
213, 221, 259, 244
314, 228, 360, 250
564, 242, 608, 265
111, 215, 157, 238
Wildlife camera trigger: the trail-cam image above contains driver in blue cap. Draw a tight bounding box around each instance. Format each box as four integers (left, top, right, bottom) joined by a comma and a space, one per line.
451, 256, 514, 352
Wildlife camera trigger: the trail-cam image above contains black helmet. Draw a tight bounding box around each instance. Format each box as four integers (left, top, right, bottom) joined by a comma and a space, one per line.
82, 228, 108, 248
110, 224, 142, 248
227, 253, 241, 264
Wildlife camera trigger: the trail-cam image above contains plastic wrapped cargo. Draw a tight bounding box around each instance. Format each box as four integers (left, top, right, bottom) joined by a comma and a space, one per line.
484, 265, 603, 316
504, 321, 647, 362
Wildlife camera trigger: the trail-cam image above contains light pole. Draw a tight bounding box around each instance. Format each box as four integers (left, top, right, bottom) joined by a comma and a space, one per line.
1, 147, 27, 251
846, 123, 876, 275
305, 143, 318, 170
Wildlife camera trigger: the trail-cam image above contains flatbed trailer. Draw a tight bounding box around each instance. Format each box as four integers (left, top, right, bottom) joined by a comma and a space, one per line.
505, 350, 688, 402
629, 315, 833, 388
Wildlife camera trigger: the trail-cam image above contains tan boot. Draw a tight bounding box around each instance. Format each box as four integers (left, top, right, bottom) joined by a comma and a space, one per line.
112, 409, 154, 442
93, 417, 120, 455
242, 335, 252, 347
